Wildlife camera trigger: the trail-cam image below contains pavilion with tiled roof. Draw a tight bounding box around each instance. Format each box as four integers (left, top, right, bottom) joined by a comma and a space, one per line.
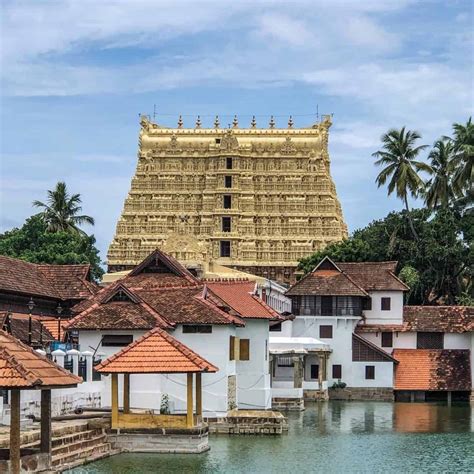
0, 330, 81, 472
96, 327, 217, 429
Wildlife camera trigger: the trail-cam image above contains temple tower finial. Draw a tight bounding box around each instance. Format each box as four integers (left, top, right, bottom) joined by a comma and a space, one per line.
269, 116, 275, 129
288, 115, 294, 129
195, 115, 202, 129
232, 115, 239, 128
214, 115, 220, 129
177, 115, 183, 129
251, 116, 257, 129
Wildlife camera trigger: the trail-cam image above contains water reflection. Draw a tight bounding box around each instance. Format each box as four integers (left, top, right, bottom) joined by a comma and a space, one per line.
70, 402, 473, 474
393, 402, 472, 433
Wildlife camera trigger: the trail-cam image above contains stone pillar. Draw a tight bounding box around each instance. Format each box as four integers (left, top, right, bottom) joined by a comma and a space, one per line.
10, 389, 21, 474
293, 355, 303, 389
269, 355, 274, 388
51, 349, 65, 367
187, 373, 194, 427
196, 372, 202, 417
318, 354, 324, 390
82, 351, 94, 382
111, 373, 119, 428
40, 390, 52, 455
67, 349, 80, 375
123, 374, 130, 414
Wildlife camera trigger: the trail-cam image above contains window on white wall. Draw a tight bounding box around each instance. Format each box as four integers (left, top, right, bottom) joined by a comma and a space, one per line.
381, 297, 391, 311
365, 365, 375, 379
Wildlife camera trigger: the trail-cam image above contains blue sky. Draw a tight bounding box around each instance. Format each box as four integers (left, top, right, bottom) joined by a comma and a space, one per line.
1, 0, 473, 264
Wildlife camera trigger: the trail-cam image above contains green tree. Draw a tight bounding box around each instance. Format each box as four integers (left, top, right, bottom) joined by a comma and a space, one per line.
299, 208, 471, 305
451, 117, 474, 195
33, 181, 95, 234
0, 215, 104, 280
372, 127, 430, 239
424, 139, 456, 209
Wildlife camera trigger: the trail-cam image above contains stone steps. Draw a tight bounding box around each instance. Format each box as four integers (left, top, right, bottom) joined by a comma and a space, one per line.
52, 441, 112, 467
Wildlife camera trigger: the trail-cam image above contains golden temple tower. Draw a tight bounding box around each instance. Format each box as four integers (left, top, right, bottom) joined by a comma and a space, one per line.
107, 114, 347, 284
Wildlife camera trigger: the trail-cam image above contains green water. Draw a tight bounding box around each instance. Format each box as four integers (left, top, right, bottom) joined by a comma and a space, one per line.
69, 402, 473, 473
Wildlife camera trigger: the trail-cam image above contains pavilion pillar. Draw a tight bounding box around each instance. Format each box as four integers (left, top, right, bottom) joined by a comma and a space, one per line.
186, 373, 194, 428
10, 389, 21, 474
40, 389, 52, 454
111, 374, 119, 428
318, 354, 324, 391
123, 374, 130, 414
293, 355, 303, 389
195, 373, 202, 418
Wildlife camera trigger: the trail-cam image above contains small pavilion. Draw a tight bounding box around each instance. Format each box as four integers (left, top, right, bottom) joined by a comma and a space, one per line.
96, 327, 218, 430
0, 330, 81, 473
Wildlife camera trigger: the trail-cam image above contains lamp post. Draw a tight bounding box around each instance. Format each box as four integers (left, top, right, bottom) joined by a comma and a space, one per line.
27, 297, 35, 345
56, 303, 63, 343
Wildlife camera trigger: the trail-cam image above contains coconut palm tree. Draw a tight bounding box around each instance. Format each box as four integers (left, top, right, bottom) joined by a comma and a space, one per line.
424, 139, 456, 209
451, 117, 474, 195
33, 182, 95, 234
372, 127, 430, 240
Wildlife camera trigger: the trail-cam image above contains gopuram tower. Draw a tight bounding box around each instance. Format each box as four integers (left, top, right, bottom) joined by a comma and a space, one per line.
107, 114, 347, 284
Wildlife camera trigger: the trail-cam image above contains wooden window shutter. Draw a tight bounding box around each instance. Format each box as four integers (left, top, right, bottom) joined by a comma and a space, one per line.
229, 336, 235, 360
240, 339, 250, 361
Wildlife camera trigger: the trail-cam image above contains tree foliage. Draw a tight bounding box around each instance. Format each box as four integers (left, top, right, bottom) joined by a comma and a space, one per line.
299, 208, 472, 305
33, 181, 95, 234
372, 127, 430, 239
0, 215, 104, 281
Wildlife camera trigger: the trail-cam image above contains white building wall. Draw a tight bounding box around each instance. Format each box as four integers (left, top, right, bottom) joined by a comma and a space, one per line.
364, 291, 404, 324
77, 326, 236, 417
444, 333, 471, 349
350, 362, 394, 388
236, 320, 271, 409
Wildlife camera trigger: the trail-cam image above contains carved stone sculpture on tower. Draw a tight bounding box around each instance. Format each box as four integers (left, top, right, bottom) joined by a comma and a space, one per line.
107, 114, 347, 284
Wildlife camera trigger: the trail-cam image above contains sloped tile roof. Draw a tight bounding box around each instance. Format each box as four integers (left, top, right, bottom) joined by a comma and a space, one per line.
403, 306, 473, 333
0, 329, 81, 388
95, 327, 218, 374
286, 270, 368, 296
393, 349, 471, 391
0, 255, 98, 301
356, 306, 473, 334
68, 250, 244, 331
0, 312, 54, 344
36, 317, 66, 341
205, 280, 280, 319
337, 262, 409, 291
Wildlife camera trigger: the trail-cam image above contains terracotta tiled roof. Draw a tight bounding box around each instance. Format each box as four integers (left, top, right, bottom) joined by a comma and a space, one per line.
95, 327, 218, 374
0, 313, 54, 345
0, 329, 81, 388
38, 317, 65, 341
337, 261, 409, 292
38, 264, 98, 300
205, 280, 280, 319
403, 306, 473, 333
356, 306, 473, 334
286, 270, 368, 296
393, 349, 471, 391
0, 255, 98, 301
139, 288, 244, 326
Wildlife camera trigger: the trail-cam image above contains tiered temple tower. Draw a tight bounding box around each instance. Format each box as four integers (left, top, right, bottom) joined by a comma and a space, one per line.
107, 114, 347, 284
